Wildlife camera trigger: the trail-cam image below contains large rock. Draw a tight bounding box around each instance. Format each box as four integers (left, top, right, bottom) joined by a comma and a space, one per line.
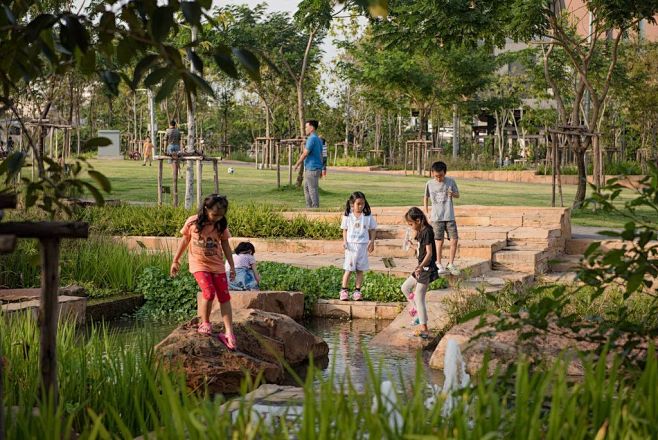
430, 315, 599, 376
207, 291, 304, 321
156, 309, 328, 394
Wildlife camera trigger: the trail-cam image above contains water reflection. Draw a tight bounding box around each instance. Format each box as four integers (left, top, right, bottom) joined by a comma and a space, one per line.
305, 318, 444, 389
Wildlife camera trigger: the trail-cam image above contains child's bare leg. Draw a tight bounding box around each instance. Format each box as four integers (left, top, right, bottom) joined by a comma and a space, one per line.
220, 300, 234, 336
449, 238, 459, 265
355, 270, 364, 289
436, 239, 444, 265
341, 270, 351, 288
199, 295, 211, 323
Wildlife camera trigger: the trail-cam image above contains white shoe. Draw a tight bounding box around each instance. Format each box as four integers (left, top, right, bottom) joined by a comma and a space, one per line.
437, 263, 448, 274
446, 263, 460, 276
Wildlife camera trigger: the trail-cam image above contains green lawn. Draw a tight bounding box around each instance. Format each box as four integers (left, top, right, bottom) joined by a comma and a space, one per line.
85, 159, 640, 228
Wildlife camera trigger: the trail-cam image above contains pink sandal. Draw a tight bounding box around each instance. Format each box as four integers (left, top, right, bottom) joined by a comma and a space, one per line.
218, 333, 237, 351
197, 322, 212, 335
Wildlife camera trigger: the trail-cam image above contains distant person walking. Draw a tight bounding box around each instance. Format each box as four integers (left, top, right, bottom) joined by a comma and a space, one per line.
142, 135, 154, 166
294, 119, 324, 208
166, 120, 181, 174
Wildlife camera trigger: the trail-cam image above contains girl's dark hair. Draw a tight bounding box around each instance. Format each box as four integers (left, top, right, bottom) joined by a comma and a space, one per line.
344, 191, 371, 216
196, 194, 229, 234
234, 242, 255, 255
405, 207, 430, 230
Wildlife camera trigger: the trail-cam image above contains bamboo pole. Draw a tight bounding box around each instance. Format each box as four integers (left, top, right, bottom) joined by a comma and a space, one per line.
157, 160, 163, 206
276, 141, 281, 188
196, 159, 202, 208
213, 160, 219, 193
173, 159, 179, 207
39, 238, 61, 403
288, 144, 293, 186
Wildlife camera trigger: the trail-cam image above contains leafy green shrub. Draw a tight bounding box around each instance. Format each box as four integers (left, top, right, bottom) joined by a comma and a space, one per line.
132, 262, 449, 320
333, 156, 369, 167
135, 266, 199, 321
72, 204, 341, 239
258, 262, 447, 315
536, 161, 644, 176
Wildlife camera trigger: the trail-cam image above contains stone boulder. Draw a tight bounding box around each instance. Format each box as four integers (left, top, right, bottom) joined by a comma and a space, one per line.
206, 291, 304, 321
430, 315, 600, 376
156, 309, 328, 394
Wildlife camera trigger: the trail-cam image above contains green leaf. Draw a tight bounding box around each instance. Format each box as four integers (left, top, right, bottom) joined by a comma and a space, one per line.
232, 48, 260, 81
213, 45, 238, 79
186, 72, 214, 97
155, 74, 180, 102
85, 137, 112, 148
132, 54, 159, 89
0, 151, 26, 183
100, 70, 121, 96
88, 170, 112, 193
98, 11, 116, 45
80, 181, 105, 206
144, 67, 170, 88
181, 1, 202, 26
150, 6, 173, 41
117, 37, 137, 65
186, 48, 203, 75
78, 49, 96, 75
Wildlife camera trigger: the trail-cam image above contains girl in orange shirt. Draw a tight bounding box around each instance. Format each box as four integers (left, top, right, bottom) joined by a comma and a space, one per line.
171, 194, 238, 350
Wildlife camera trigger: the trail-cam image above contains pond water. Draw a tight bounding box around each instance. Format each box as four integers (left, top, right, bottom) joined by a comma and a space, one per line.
103, 317, 444, 390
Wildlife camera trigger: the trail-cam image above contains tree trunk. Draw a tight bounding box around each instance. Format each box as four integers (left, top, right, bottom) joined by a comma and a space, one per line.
184, 27, 197, 209
573, 144, 587, 209
452, 104, 460, 158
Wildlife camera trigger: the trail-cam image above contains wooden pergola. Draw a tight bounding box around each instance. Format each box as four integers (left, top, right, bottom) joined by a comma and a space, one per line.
253, 137, 279, 170
279, 138, 305, 187
0, 193, 88, 410
154, 154, 221, 207
404, 140, 442, 176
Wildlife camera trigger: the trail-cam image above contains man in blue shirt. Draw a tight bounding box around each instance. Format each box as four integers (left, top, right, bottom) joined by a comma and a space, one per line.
294, 119, 324, 208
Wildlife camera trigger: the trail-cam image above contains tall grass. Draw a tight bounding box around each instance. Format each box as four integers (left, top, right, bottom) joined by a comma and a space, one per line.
0, 236, 170, 295
4, 252, 657, 434
70, 204, 341, 238
4, 308, 658, 438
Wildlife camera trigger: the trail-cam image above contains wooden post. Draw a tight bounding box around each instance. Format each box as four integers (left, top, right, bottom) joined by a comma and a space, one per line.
288, 144, 293, 186
276, 142, 281, 188
196, 159, 202, 208
173, 159, 179, 207
39, 237, 61, 403
213, 159, 219, 193
404, 141, 408, 175
552, 134, 557, 207
157, 159, 163, 206
255, 141, 259, 170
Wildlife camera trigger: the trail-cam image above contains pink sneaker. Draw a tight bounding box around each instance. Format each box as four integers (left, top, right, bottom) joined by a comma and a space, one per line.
339, 288, 349, 301
352, 289, 363, 301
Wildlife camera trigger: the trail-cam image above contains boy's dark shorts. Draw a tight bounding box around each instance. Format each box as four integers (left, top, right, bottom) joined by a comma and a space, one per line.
431, 220, 459, 240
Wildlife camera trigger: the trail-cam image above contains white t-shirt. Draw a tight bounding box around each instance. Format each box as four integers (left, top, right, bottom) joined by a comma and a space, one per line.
341, 213, 377, 244
225, 253, 256, 272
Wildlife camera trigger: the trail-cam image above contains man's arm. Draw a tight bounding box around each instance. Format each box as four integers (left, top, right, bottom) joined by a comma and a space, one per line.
294, 148, 309, 170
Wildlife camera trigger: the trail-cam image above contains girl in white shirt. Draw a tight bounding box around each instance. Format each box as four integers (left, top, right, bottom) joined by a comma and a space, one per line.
225, 242, 261, 290
340, 191, 377, 301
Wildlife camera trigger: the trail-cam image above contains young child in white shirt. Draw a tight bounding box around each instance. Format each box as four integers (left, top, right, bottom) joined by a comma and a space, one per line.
339, 191, 377, 301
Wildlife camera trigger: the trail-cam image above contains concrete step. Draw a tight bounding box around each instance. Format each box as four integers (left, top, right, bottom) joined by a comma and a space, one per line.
2, 295, 87, 324
548, 254, 582, 272
256, 251, 491, 279
492, 249, 549, 274
539, 272, 579, 284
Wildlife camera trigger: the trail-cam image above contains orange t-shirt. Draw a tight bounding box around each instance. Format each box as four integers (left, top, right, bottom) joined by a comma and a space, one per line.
180, 215, 231, 274
143, 141, 154, 156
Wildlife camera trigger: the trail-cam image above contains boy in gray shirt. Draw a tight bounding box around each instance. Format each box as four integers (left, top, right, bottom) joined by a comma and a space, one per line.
423, 161, 460, 275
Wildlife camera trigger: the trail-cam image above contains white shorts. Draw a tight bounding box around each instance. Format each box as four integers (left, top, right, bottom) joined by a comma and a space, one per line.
343, 242, 369, 271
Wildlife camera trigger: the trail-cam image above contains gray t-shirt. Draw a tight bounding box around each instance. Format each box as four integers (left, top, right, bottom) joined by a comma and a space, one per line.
425, 177, 459, 222
166, 127, 181, 145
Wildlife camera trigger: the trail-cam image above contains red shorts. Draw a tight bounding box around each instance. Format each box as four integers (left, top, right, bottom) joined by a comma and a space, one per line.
193, 272, 231, 303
